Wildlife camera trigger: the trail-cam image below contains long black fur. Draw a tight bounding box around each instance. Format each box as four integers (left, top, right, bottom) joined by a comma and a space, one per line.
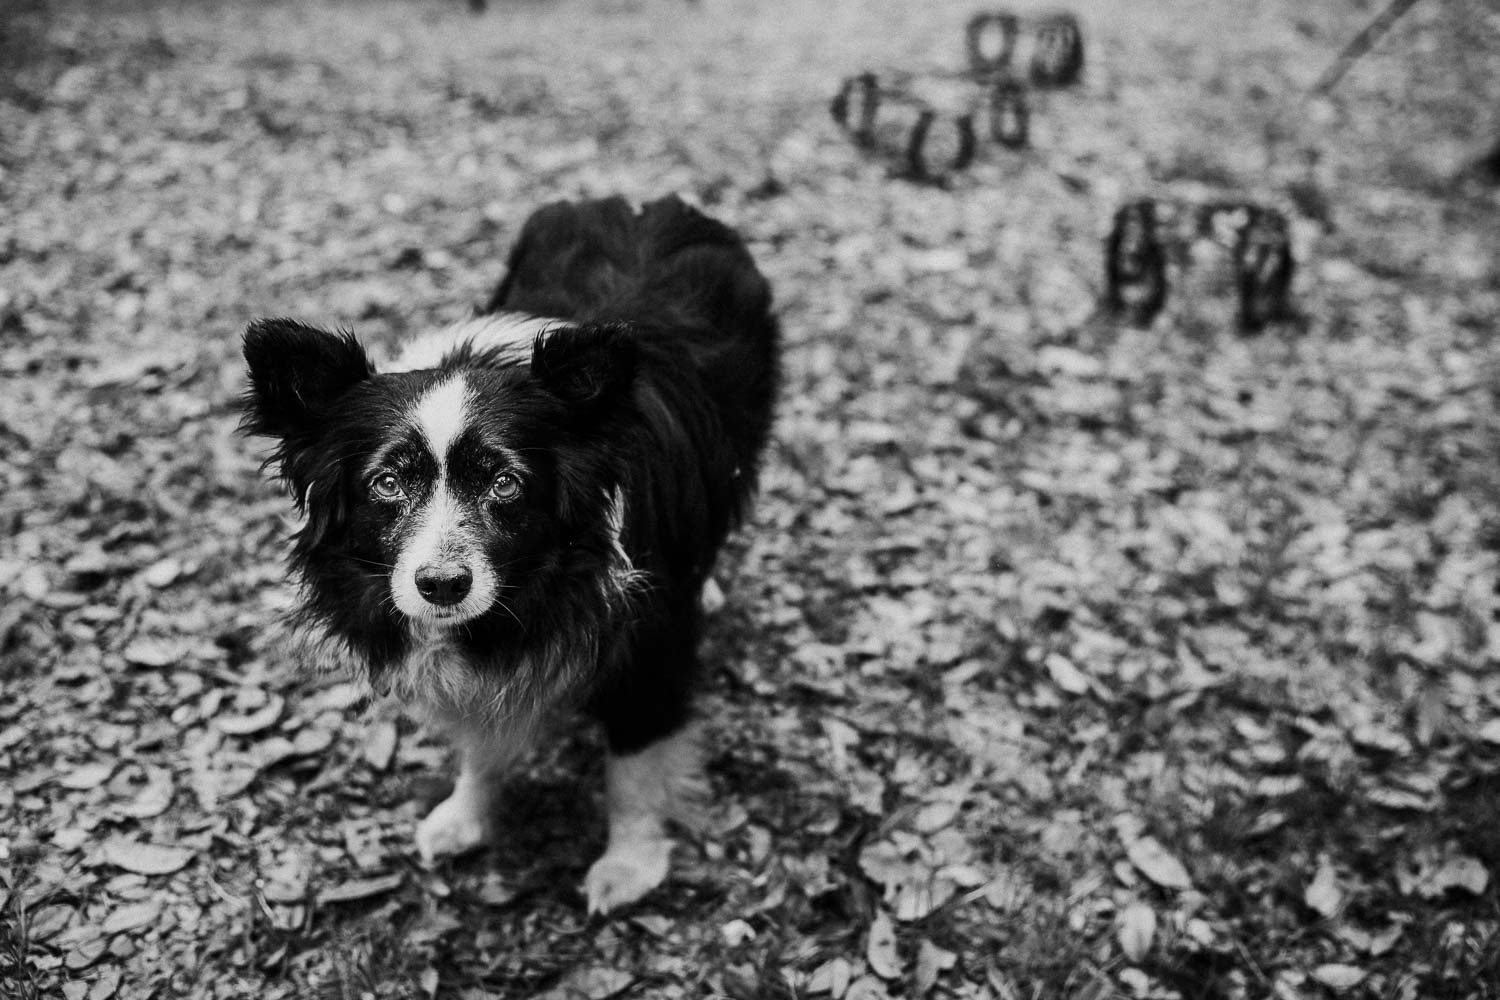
243, 195, 780, 753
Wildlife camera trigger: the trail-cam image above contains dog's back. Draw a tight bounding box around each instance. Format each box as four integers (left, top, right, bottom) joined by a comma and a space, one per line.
485, 196, 779, 457
486, 195, 769, 338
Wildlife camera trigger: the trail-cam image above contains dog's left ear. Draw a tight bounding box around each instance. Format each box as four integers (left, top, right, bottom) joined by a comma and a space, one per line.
242, 320, 374, 542
242, 318, 375, 442
531, 324, 637, 419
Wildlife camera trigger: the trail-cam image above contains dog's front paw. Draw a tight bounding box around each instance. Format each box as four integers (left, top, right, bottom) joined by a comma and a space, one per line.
583, 837, 673, 914
415, 792, 491, 865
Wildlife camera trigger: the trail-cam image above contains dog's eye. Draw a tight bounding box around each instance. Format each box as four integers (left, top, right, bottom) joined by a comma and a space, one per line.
490, 473, 521, 502
370, 473, 404, 501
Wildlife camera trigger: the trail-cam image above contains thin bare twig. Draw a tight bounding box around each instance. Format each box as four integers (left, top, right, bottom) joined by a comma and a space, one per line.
1310, 0, 1425, 97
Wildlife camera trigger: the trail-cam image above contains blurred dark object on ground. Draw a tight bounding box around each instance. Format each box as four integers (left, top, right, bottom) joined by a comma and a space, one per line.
1106, 197, 1297, 332
965, 10, 1084, 88
0, 0, 55, 108
831, 72, 977, 185
1470, 139, 1500, 186
1105, 199, 1169, 328
1232, 205, 1295, 332
986, 76, 1028, 148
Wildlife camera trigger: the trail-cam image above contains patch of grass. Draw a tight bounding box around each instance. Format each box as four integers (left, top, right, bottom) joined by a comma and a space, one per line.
0, 890, 44, 1000
301, 924, 424, 1000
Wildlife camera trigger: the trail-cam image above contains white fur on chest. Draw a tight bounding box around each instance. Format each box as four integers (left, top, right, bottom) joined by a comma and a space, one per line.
384, 625, 568, 741
387, 628, 509, 723
383, 312, 561, 374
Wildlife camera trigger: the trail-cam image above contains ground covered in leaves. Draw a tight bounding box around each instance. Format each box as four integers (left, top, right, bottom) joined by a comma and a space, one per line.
3, 1, 1500, 998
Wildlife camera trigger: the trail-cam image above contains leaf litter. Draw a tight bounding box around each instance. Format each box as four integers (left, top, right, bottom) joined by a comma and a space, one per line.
2, 1, 1499, 998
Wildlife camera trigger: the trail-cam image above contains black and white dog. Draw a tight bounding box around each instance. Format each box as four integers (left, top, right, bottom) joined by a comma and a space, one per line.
242, 196, 779, 913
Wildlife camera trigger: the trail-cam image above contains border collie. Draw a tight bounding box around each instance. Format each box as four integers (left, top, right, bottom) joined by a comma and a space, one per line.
241, 195, 779, 913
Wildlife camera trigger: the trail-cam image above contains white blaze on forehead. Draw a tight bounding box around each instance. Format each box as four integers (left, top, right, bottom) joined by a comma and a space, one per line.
412, 375, 471, 469
391, 376, 497, 627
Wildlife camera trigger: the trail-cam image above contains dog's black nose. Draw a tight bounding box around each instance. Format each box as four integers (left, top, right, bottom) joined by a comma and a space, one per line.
415, 563, 472, 606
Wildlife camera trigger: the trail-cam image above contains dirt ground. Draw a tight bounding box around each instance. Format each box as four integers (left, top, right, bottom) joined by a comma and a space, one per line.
2, 1, 1500, 998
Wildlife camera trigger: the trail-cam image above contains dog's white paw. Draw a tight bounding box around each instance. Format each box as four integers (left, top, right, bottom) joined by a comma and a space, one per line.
583, 837, 673, 915
414, 792, 491, 865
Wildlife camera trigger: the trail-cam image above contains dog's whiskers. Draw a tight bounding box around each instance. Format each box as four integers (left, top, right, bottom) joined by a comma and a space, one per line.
492, 597, 526, 633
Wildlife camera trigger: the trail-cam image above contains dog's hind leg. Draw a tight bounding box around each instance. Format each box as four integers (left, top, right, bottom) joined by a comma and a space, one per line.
583, 623, 706, 914
584, 722, 703, 914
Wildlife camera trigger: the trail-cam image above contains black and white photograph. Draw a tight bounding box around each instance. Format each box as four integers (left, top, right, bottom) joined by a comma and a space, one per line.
1, 0, 1498, 997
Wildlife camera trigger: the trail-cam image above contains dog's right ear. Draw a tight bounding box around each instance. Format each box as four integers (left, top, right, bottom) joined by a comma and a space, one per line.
241, 319, 374, 441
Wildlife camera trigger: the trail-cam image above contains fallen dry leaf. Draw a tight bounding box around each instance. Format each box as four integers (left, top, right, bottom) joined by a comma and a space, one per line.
1117, 901, 1156, 962
867, 910, 902, 980
215, 694, 285, 736
138, 557, 183, 588
914, 799, 962, 834
121, 638, 178, 668
292, 726, 336, 756
474, 872, 517, 907
89, 969, 122, 1000
118, 766, 175, 819
913, 939, 957, 996
845, 976, 893, 1000
64, 933, 108, 970
1305, 857, 1342, 918
1125, 836, 1193, 891
807, 958, 853, 997
101, 900, 162, 935
362, 719, 399, 771
102, 839, 195, 876
59, 761, 116, 790
721, 919, 755, 946
262, 859, 312, 904
1425, 855, 1489, 897
250, 736, 298, 770
315, 872, 405, 906
546, 967, 634, 1000
629, 913, 671, 937
1044, 653, 1091, 695
1311, 964, 1367, 991
26, 905, 74, 942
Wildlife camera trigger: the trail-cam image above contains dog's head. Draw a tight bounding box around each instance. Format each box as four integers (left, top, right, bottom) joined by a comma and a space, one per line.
242, 318, 637, 634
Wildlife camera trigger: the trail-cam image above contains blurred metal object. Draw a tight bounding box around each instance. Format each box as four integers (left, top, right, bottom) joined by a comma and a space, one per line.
986, 77, 1029, 148
965, 11, 1084, 88
965, 12, 1020, 77
1233, 206, 1294, 332
831, 73, 976, 184
1025, 14, 1084, 87
1106, 197, 1296, 331
829, 72, 880, 148
902, 102, 977, 183
1105, 199, 1168, 327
